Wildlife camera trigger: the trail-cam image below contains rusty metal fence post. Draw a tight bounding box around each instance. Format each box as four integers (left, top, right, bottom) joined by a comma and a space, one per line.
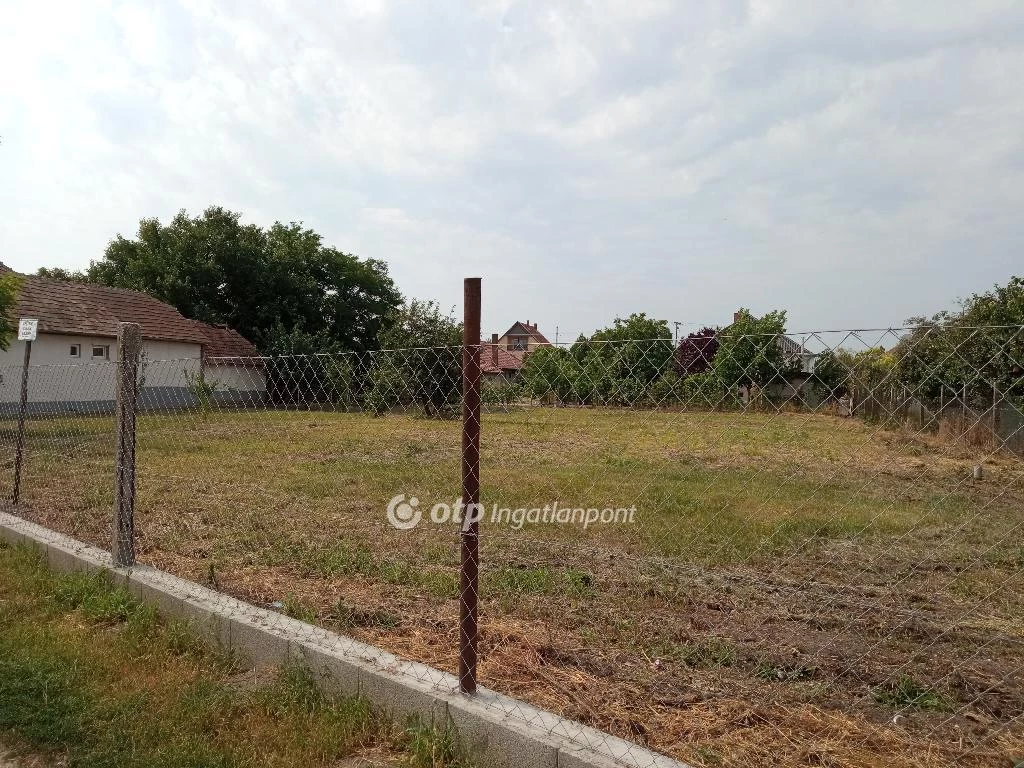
112, 322, 141, 567
459, 277, 482, 693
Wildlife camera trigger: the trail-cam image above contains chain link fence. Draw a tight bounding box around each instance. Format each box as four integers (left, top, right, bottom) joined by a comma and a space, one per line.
2, 318, 1023, 767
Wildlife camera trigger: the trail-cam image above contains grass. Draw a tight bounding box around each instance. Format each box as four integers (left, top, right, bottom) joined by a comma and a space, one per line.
0, 541, 472, 768
651, 637, 737, 668
872, 676, 954, 713
8, 406, 1024, 767
16, 409, 978, 553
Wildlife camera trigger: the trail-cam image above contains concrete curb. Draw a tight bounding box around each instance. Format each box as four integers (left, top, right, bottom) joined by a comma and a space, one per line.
0, 513, 691, 768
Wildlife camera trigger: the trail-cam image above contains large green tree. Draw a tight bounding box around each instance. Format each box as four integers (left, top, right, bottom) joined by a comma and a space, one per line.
580, 313, 675, 386
895, 276, 1024, 403
50, 207, 402, 355
713, 308, 791, 388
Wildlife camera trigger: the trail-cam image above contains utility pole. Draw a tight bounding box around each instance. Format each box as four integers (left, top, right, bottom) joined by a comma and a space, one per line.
673, 321, 682, 345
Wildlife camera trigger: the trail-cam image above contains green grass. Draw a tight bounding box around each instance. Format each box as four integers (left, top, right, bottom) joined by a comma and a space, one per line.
872, 676, 953, 712
651, 637, 737, 668
0, 541, 472, 767
485, 565, 595, 598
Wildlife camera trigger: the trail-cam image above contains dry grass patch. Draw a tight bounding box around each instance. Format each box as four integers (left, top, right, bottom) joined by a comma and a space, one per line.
6, 406, 1024, 767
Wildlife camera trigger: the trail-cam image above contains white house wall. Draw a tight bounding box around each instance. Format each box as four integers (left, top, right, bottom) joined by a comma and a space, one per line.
205, 362, 267, 393
0, 334, 201, 404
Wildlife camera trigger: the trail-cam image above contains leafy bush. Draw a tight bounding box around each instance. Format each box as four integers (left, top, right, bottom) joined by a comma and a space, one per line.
482, 379, 521, 407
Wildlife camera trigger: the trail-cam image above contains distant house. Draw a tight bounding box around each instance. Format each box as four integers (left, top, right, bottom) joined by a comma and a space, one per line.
482, 321, 551, 379
0, 267, 265, 411
496, 321, 550, 354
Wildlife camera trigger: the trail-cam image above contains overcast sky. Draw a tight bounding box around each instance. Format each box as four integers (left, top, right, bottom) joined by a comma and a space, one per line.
2, 1, 1023, 342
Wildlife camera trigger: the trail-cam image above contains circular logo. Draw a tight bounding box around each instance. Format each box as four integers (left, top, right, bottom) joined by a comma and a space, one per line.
386, 494, 421, 530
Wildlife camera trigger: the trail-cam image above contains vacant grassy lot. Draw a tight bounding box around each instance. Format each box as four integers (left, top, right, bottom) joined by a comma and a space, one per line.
0, 541, 468, 768
5, 405, 1024, 767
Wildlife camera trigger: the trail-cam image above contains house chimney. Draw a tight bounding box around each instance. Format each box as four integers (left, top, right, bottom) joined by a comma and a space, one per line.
733, 311, 742, 323
491, 333, 499, 367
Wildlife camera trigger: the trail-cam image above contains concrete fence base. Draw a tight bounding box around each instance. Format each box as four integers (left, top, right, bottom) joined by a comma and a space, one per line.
0, 512, 689, 768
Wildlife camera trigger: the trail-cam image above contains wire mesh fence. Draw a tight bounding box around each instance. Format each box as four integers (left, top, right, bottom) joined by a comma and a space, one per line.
2, 320, 1023, 767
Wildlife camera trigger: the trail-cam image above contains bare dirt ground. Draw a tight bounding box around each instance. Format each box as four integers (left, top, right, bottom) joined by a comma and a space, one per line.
8, 407, 1024, 767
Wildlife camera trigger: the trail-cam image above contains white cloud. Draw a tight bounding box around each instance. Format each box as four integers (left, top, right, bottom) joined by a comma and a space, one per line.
1, 0, 1023, 340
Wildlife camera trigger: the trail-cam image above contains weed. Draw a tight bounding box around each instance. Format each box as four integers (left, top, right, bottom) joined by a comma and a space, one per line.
693, 745, 723, 765
403, 717, 472, 768
488, 566, 554, 595
166, 619, 210, 658
280, 594, 317, 624
0, 545, 464, 767
564, 567, 596, 596
652, 637, 736, 668
486, 565, 596, 598
754, 661, 816, 681
679, 638, 736, 668
872, 676, 952, 712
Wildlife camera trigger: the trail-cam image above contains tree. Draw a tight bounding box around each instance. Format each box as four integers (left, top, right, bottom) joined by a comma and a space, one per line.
521, 346, 586, 403
581, 313, 674, 387
369, 300, 463, 415
0, 272, 22, 349
71, 207, 402, 355
36, 267, 88, 282
675, 327, 719, 376
259, 322, 353, 406
713, 308, 790, 388
895, 276, 1024, 404
808, 349, 849, 397
378, 299, 461, 350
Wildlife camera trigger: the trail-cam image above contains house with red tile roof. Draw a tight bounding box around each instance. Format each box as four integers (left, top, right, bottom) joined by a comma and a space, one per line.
482, 321, 551, 378
0, 267, 264, 408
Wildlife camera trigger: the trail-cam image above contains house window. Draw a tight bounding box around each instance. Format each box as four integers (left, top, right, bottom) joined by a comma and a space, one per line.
91, 345, 109, 360
69, 344, 81, 358
508, 336, 528, 351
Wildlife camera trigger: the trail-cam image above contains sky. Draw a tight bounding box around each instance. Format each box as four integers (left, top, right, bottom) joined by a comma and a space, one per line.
2, 0, 1023, 343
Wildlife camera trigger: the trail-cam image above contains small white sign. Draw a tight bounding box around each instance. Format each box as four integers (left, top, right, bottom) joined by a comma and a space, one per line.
17, 319, 38, 342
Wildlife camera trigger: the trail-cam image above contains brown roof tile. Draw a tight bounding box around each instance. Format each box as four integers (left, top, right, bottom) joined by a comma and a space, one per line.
8, 271, 208, 345
481, 344, 526, 374
192, 321, 260, 358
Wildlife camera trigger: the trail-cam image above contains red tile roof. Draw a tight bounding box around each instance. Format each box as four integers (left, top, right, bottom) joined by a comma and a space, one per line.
480, 344, 525, 374
8, 271, 208, 345
191, 321, 260, 358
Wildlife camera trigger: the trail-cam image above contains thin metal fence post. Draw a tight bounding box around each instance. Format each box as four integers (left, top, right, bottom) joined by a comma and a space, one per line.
11, 339, 32, 507
993, 380, 998, 448
459, 277, 482, 694
112, 322, 142, 567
